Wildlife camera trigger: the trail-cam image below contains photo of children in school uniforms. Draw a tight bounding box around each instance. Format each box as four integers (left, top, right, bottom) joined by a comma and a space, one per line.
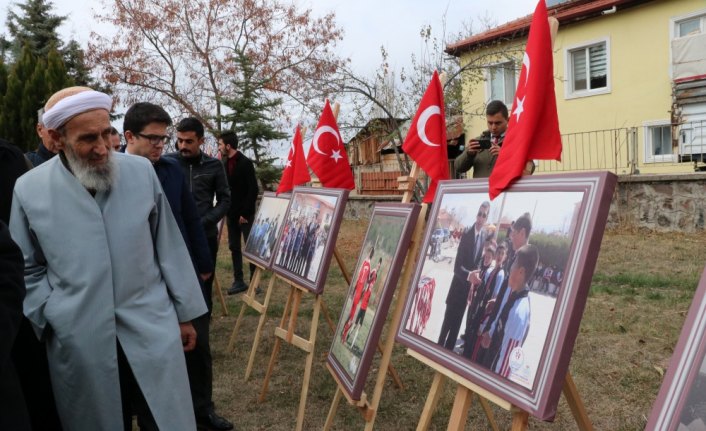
403, 190, 582, 390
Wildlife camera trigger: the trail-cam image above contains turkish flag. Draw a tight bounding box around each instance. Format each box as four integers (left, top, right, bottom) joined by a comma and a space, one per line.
277, 124, 310, 194
306, 100, 355, 189
489, 0, 562, 199
401, 70, 449, 203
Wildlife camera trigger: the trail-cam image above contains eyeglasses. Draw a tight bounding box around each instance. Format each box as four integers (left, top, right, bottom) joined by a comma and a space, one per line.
477, 212, 488, 218
136, 133, 170, 146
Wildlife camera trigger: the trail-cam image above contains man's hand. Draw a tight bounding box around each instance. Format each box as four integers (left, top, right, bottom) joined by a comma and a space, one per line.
199, 272, 212, 281
466, 140, 481, 156
468, 270, 481, 286
480, 331, 491, 349
179, 322, 197, 352
489, 141, 501, 157
239, 216, 248, 224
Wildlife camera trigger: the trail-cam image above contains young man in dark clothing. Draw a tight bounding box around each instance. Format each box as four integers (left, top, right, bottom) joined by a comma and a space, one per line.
2, 138, 63, 431
166, 117, 231, 311
124, 104, 233, 431
0, 221, 31, 431
217, 131, 258, 295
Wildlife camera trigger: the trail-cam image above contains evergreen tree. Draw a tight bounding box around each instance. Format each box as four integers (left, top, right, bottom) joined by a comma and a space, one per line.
220, 51, 287, 190
0, 44, 69, 151
6, 0, 65, 59
0, 60, 8, 139
46, 45, 73, 92
0, 45, 37, 150
63, 39, 93, 86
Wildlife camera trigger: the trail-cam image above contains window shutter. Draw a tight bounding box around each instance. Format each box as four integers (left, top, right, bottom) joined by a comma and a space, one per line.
572, 50, 587, 91
589, 43, 607, 80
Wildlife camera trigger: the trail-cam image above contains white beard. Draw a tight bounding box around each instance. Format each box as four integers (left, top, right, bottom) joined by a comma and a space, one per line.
63, 146, 117, 192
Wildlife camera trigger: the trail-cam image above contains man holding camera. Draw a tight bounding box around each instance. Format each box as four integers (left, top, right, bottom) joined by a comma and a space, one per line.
454, 100, 509, 178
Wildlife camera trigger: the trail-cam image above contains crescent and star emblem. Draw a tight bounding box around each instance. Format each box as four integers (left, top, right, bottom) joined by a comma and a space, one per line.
312, 125, 344, 162
417, 105, 441, 147
512, 53, 530, 122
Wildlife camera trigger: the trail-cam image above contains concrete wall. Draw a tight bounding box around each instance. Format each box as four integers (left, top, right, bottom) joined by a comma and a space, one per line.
343, 174, 706, 232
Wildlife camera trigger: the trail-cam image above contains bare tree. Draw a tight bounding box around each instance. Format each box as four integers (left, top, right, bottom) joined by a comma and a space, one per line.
87, 0, 347, 132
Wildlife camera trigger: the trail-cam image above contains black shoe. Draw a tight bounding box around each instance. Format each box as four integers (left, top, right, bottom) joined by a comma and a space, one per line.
227, 280, 248, 295
197, 410, 234, 431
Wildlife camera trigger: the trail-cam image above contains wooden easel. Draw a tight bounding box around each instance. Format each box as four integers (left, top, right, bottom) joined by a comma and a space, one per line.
258, 278, 323, 431
411, 348, 593, 431
213, 218, 229, 316
226, 264, 277, 380
323, 163, 427, 430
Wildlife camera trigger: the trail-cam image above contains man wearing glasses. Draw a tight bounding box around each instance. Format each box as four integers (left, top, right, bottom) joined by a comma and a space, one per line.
124, 103, 233, 430
437, 201, 490, 351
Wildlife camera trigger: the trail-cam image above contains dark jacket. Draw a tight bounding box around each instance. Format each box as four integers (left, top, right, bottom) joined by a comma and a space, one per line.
224, 151, 258, 220
164, 151, 231, 238
0, 140, 30, 225
25, 142, 57, 167
453, 131, 504, 178
0, 221, 31, 431
152, 156, 214, 275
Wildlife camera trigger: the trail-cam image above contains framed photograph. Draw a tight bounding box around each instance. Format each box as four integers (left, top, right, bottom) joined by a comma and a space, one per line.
271, 187, 349, 294
243, 192, 290, 269
646, 266, 706, 431
327, 203, 421, 400
396, 172, 616, 420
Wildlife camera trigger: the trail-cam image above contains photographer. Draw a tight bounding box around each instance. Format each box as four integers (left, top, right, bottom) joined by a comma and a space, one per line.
454, 100, 509, 178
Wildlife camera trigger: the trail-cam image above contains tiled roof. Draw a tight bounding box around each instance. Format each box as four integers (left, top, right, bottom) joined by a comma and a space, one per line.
446, 0, 652, 56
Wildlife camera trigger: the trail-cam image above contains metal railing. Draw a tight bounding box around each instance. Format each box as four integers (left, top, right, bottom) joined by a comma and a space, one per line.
536, 127, 637, 175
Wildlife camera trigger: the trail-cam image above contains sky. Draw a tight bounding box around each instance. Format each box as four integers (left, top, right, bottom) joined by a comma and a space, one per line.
0, 0, 540, 158
0, 0, 539, 82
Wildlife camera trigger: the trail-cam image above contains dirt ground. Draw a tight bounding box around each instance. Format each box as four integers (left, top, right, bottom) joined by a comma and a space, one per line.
206, 222, 706, 430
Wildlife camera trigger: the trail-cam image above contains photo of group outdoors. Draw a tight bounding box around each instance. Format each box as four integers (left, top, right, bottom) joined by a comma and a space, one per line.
328, 204, 420, 399
243, 192, 290, 268
272, 187, 348, 293
399, 181, 589, 391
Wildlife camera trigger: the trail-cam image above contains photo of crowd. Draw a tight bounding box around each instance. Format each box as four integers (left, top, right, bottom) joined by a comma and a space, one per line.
401, 189, 583, 391
243, 193, 290, 268
272, 188, 348, 293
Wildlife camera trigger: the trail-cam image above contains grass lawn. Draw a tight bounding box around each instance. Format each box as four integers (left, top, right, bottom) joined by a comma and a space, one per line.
207, 221, 706, 430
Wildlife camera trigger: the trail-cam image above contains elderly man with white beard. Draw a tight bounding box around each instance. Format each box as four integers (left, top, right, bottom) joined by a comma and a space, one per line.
9, 86, 207, 431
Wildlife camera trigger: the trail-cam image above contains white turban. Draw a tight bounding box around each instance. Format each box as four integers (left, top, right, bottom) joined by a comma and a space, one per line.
42, 90, 113, 129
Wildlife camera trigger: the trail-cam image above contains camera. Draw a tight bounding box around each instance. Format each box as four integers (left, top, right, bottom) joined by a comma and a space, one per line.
477, 138, 492, 150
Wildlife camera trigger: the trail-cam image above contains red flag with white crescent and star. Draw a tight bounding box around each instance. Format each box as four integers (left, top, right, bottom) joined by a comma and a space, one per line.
488, 0, 562, 200
277, 124, 311, 194
306, 100, 355, 189
402, 70, 449, 203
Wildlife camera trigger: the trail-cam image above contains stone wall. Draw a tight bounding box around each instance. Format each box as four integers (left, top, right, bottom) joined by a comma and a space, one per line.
344, 173, 706, 232
609, 173, 706, 232
344, 194, 403, 219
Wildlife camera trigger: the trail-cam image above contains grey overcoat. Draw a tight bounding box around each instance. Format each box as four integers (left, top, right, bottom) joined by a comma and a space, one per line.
9, 152, 207, 430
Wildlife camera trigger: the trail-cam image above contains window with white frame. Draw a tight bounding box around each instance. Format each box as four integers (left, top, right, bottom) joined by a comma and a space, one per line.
644, 121, 676, 163
565, 39, 610, 98
487, 61, 516, 106
675, 13, 706, 38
